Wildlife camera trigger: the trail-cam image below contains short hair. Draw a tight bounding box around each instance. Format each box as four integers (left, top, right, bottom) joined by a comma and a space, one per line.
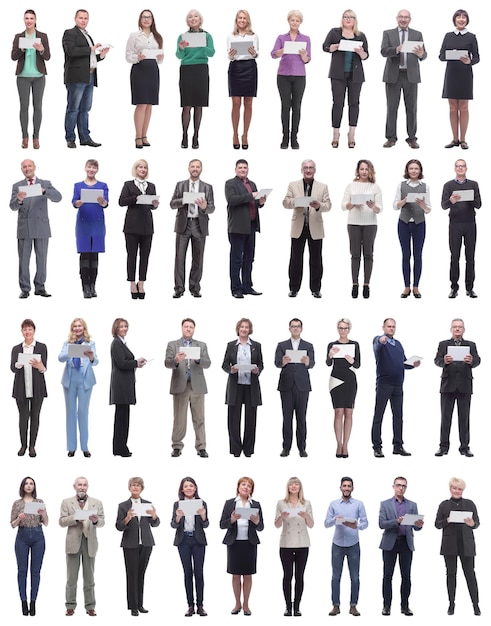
86, 159, 99, 169
112, 318, 129, 337
235, 318, 253, 336
182, 317, 196, 327
451, 317, 465, 326
403, 159, 424, 179
393, 476, 407, 485
186, 9, 203, 28
75, 9, 89, 18
21, 318, 36, 331
284, 476, 305, 504
73, 476, 88, 487
188, 158, 202, 167
340, 9, 360, 35
337, 318, 352, 331
19, 476, 37, 498
236, 476, 255, 496
289, 317, 303, 328
452, 9, 469, 26
455, 159, 467, 167
233, 10, 254, 36
128, 476, 145, 490
287, 10, 303, 23
383, 318, 396, 326
340, 476, 353, 486
236, 158, 248, 167
449, 476, 466, 490
131, 159, 149, 178
301, 159, 316, 171
178, 476, 200, 499
68, 318, 91, 343
354, 159, 376, 183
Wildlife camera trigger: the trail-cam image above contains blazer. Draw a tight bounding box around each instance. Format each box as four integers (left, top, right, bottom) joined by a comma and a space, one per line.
225, 176, 261, 235
434, 339, 480, 394
59, 495, 105, 557
11, 341, 48, 400
165, 338, 210, 395
62, 26, 104, 86
116, 498, 160, 548
109, 338, 137, 405
322, 28, 368, 82
220, 498, 264, 545
435, 498, 479, 557
10, 178, 62, 239
170, 179, 215, 236
171, 499, 209, 546
276, 499, 313, 548
283, 179, 331, 240
59, 340, 98, 391
378, 497, 421, 551
222, 339, 263, 406
275, 339, 315, 392
119, 180, 157, 236
381, 27, 426, 83
12, 31, 50, 75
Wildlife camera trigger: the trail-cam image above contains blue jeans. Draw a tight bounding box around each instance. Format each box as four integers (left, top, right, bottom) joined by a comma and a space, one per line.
65, 73, 94, 142
64, 368, 92, 451
398, 220, 426, 288
15, 526, 46, 601
177, 534, 205, 606
331, 542, 360, 605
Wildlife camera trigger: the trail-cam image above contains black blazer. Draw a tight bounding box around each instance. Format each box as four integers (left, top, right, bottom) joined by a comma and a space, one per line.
116, 498, 160, 548
275, 339, 315, 392
109, 338, 137, 405
225, 176, 261, 235
434, 339, 480, 394
63, 26, 104, 85
11, 342, 48, 400
119, 180, 157, 236
171, 500, 209, 546
322, 28, 368, 82
222, 339, 263, 407
12, 31, 50, 74
435, 498, 479, 557
220, 498, 264, 545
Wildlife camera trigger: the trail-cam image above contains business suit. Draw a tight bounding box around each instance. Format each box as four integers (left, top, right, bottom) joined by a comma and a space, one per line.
116, 498, 160, 611
110, 337, 138, 455
220, 498, 264, 574
381, 27, 426, 142
10, 177, 62, 293
225, 175, 262, 295
59, 495, 105, 611
275, 338, 315, 453
283, 178, 331, 293
170, 179, 215, 295
434, 338, 480, 453
222, 339, 263, 456
165, 338, 211, 451
379, 497, 421, 610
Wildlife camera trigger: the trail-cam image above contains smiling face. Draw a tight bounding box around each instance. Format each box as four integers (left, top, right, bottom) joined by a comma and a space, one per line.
139, 11, 153, 29
188, 159, 202, 181
454, 12, 468, 30
396, 10, 411, 29
340, 480, 353, 499
182, 480, 197, 499
72, 320, 85, 339
129, 481, 143, 499
238, 321, 251, 339
302, 161, 315, 182
236, 11, 249, 32
75, 10, 89, 30
407, 162, 421, 181
135, 162, 148, 179
21, 159, 36, 179
450, 484, 463, 499
22, 324, 35, 345
288, 481, 300, 495
117, 321, 128, 339
235, 162, 249, 180
24, 11, 36, 31
187, 10, 202, 30
85, 162, 98, 180
288, 15, 301, 31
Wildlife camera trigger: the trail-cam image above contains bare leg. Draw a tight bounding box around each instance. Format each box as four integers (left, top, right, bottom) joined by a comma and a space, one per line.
141, 104, 153, 140
242, 575, 253, 612
231, 97, 241, 144
232, 575, 242, 611
348, 125, 356, 144
134, 105, 147, 146
448, 99, 459, 141
342, 408, 354, 456
242, 97, 253, 144
334, 408, 344, 455
457, 100, 469, 142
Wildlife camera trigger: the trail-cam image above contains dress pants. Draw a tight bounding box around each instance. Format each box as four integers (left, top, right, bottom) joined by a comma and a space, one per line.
280, 547, 309, 608
331, 542, 360, 606
347, 224, 377, 284
66, 536, 95, 610
174, 219, 205, 293
125, 233, 153, 282
331, 74, 362, 128
385, 71, 418, 141
228, 227, 256, 294
18, 237, 48, 292
444, 554, 479, 606
398, 220, 425, 287
288, 224, 323, 293
440, 392, 471, 452
172, 382, 206, 451
382, 536, 413, 609
280, 385, 308, 452
64, 368, 92, 452
17, 397, 43, 448
113, 404, 131, 455
227, 384, 257, 455
17, 75, 46, 138
449, 221, 476, 291
277, 75, 306, 139
178, 534, 205, 607
123, 545, 153, 610
15, 526, 45, 601
371, 383, 404, 449
64, 72, 95, 142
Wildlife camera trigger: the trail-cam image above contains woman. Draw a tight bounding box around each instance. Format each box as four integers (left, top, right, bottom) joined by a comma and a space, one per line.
11, 319, 47, 458
126, 10, 164, 148
393, 159, 431, 298
271, 10, 311, 149
11, 477, 48, 616
11, 10, 50, 149
322, 9, 368, 148
220, 477, 264, 616
72, 159, 109, 298
227, 10, 258, 149
176, 9, 215, 149
171, 477, 209, 617
116, 477, 160, 616
110, 318, 147, 456
119, 159, 159, 299
222, 318, 263, 457
439, 10, 479, 149
58, 318, 98, 458
435, 477, 480, 616
275, 477, 313, 616
326, 319, 360, 458
342, 159, 383, 298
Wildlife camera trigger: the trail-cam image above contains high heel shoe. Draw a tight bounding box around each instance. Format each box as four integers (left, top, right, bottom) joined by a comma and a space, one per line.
131, 284, 138, 300
22, 137, 28, 149
142, 136, 150, 147
29, 601, 36, 616
22, 600, 29, 616
137, 283, 146, 299
412, 287, 422, 298
331, 140, 339, 148
192, 135, 199, 149
181, 134, 188, 149
241, 135, 248, 149
135, 138, 143, 149
348, 133, 356, 148
233, 143, 240, 149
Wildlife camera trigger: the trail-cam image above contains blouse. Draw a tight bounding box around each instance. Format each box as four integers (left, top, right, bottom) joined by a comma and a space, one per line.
11, 498, 47, 528
271, 32, 310, 76
342, 181, 383, 226
125, 30, 163, 64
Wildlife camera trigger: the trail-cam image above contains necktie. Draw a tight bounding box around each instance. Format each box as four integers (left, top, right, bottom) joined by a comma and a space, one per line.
400, 29, 407, 68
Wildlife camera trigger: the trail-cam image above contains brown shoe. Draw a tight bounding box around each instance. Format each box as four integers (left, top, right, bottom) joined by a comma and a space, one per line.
383, 140, 396, 148
329, 605, 341, 616
349, 605, 361, 616
66, 609, 75, 616
407, 139, 420, 149
33, 138, 40, 149
86, 610, 97, 616
196, 606, 208, 616
22, 137, 28, 149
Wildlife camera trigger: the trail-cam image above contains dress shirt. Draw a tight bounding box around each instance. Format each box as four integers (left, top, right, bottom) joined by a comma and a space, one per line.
324, 497, 368, 547
187, 180, 198, 218
236, 338, 252, 385
235, 495, 251, 540
126, 30, 163, 64
393, 497, 407, 536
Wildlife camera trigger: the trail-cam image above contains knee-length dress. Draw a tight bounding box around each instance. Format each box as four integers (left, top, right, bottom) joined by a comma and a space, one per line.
72, 181, 108, 253
326, 340, 360, 408
439, 31, 480, 100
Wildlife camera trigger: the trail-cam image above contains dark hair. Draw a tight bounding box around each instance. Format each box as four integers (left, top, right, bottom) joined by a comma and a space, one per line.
75, 9, 89, 18
340, 476, 353, 486
138, 9, 163, 48
85, 159, 99, 169
178, 476, 200, 499
19, 476, 37, 498
393, 476, 407, 484
289, 318, 303, 328
236, 318, 253, 335
24, 9, 37, 26
403, 159, 423, 179
112, 318, 129, 337
181, 318, 196, 327
21, 318, 36, 331
452, 9, 469, 26
236, 159, 248, 167
383, 317, 396, 325
236, 476, 255, 496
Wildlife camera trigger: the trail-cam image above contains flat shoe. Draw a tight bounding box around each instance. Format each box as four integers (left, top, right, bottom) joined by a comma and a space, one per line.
83, 451, 91, 458
68, 451, 75, 457
460, 141, 469, 150
445, 140, 460, 148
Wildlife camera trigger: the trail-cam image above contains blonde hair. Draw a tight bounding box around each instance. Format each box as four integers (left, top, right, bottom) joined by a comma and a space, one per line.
284, 476, 306, 504
340, 9, 360, 35
186, 8, 203, 30
131, 159, 149, 178
233, 9, 254, 35
449, 477, 466, 491
287, 9, 303, 23
337, 318, 352, 332
68, 318, 91, 343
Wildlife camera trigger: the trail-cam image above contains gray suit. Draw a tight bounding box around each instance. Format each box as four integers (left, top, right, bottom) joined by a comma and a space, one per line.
59, 495, 105, 610
10, 176, 62, 292
165, 338, 211, 451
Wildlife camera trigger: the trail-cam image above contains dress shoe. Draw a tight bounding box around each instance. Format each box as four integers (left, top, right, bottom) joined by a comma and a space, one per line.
173, 289, 184, 298
83, 451, 92, 458
401, 606, 413, 616
80, 139, 101, 147
393, 447, 411, 456
351, 284, 359, 298
331, 140, 339, 148
284, 605, 292, 616
86, 609, 97, 616
191, 290, 202, 297
244, 288, 262, 295
232, 291, 244, 298
142, 137, 151, 147
33, 138, 40, 149
138, 290, 145, 300
374, 448, 384, 458
244, 453, 252, 457
299, 450, 308, 457
280, 448, 290, 457
349, 605, 360, 616
312, 291, 322, 298
473, 605, 481, 616
67, 140, 77, 148
29, 447, 36, 457
131, 609, 139, 616
185, 606, 195, 617
290, 136, 299, 149
231, 606, 242, 615
329, 605, 340, 616
34, 288, 51, 297
18, 446, 27, 456
435, 448, 448, 456
83, 284, 92, 298
138, 607, 149, 613
181, 135, 188, 149
19, 290, 30, 298
448, 288, 458, 298
412, 288, 422, 298
197, 449, 209, 458
241, 143, 249, 150
90, 284, 97, 297
196, 606, 207, 616
293, 609, 302, 616
171, 448, 182, 457
192, 136, 199, 149
66, 609, 75, 616
288, 291, 298, 297
22, 137, 29, 149
466, 290, 478, 298
362, 285, 370, 298
401, 288, 411, 298
233, 453, 241, 457
243, 609, 252, 616
68, 451, 75, 457
407, 139, 419, 149
383, 140, 396, 148
445, 140, 460, 148
135, 138, 144, 149
118, 452, 132, 457
447, 603, 455, 616
460, 448, 474, 457
29, 600, 36, 616
460, 141, 469, 150
280, 137, 289, 149
233, 143, 240, 149
382, 607, 391, 616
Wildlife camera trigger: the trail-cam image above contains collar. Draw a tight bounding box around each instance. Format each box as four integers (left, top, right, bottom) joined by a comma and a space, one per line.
22, 340, 36, 348
453, 28, 468, 35
454, 177, 468, 184
235, 337, 251, 345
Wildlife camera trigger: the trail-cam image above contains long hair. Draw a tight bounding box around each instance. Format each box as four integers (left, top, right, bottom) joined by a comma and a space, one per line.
138, 10, 163, 48
19, 476, 37, 498
283, 477, 305, 504
233, 10, 254, 35
68, 318, 91, 343
178, 476, 200, 499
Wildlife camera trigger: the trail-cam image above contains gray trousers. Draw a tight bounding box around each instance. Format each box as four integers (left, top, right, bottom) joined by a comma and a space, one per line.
172, 382, 206, 450
18, 237, 48, 292
174, 219, 205, 293
66, 536, 96, 610
347, 224, 377, 284
17, 75, 46, 138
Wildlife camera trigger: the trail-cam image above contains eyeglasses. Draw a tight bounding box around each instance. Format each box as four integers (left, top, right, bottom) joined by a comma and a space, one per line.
290, 324, 302, 329
302, 166, 315, 170
141, 15, 153, 20
338, 327, 350, 331
343, 15, 354, 20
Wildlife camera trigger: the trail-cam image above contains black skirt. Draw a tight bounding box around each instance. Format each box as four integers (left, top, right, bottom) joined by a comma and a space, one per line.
130, 59, 160, 105
227, 540, 257, 575
179, 64, 209, 106
228, 59, 258, 97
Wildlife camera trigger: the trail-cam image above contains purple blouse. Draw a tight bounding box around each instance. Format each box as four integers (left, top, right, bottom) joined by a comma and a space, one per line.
271, 32, 311, 76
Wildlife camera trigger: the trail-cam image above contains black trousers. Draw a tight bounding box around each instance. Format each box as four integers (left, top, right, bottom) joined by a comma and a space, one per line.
289, 225, 323, 293
17, 397, 43, 447
449, 221, 476, 291
125, 233, 153, 282
113, 404, 130, 455
123, 545, 153, 610
444, 554, 479, 606
227, 384, 257, 456
279, 547, 309, 608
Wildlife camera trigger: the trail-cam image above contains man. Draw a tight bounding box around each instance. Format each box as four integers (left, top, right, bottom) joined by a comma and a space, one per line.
379, 476, 423, 616
225, 159, 266, 298
371, 318, 420, 458
324, 476, 368, 617
169, 159, 215, 298
434, 318, 480, 457
63, 10, 110, 148
274, 318, 314, 457
381, 9, 426, 148
282, 159, 331, 298
441, 160, 481, 298
10, 159, 62, 298
165, 318, 211, 458
59, 476, 105, 616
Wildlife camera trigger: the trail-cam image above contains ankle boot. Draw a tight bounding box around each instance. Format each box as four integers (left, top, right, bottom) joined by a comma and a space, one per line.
29, 601, 36, 616
22, 600, 29, 616
83, 283, 92, 298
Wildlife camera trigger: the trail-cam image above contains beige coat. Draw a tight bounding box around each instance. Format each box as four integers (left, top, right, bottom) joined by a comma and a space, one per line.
283, 179, 331, 240
59, 496, 105, 557
276, 499, 313, 548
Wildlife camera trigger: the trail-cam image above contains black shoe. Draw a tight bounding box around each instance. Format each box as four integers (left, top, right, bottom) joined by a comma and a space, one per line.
299, 450, 308, 457
401, 606, 413, 616
448, 288, 458, 298
473, 605, 481, 616
22, 600, 29, 616
244, 288, 262, 295
312, 291, 322, 298
18, 446, 27, 456
460, 448, 474, 457
29, 600, 36, 616
280, 448, 290, 457
284, 605, 292, 616
34, 288, 51, 297
141, 137, 150, 147
173, 289, 184, 298
80, 138, 101, 147
67, 140, 77, 148
393, 447, 411, 456
118, 451, 132, 457
89, 284, 97, 297
19, 290, 30, 299
131, 609, 139, 616
196, 606, 207, 616
447, 603, 455, 616
197, 449, 209, 458
280, 139, 289, 149
67, 451, 75, 457
466, 290, 478, 298
233, 143, 240, 149
445, 140, 460, 148
192, 136, 199, 149
351, 284, 359, 298
191, 290, 202, 297
232, 291, 244, 298
291, 136, 299, 149
83, 284, 92, 298
374, 448, 384, 458
363, 285, 370, 298
29, 447, 36, 457
83, 451, 91, 458
382, 607, 391, 616
138, 607, 149, 614
171, 449, 182, 457
293, 609, 302, 617
435, 447, 448, 456
401, 289, 411, 298
288, 291, 298, 297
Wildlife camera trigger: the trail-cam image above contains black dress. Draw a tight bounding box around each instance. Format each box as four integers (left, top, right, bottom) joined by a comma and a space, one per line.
326, 340, 360, 409
439, 31, 479, 99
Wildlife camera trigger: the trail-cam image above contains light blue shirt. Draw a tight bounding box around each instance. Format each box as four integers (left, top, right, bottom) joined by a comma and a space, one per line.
324, 497, 368, 547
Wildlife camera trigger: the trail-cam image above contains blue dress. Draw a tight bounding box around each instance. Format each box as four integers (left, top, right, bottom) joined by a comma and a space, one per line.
72, 181, 109, 252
